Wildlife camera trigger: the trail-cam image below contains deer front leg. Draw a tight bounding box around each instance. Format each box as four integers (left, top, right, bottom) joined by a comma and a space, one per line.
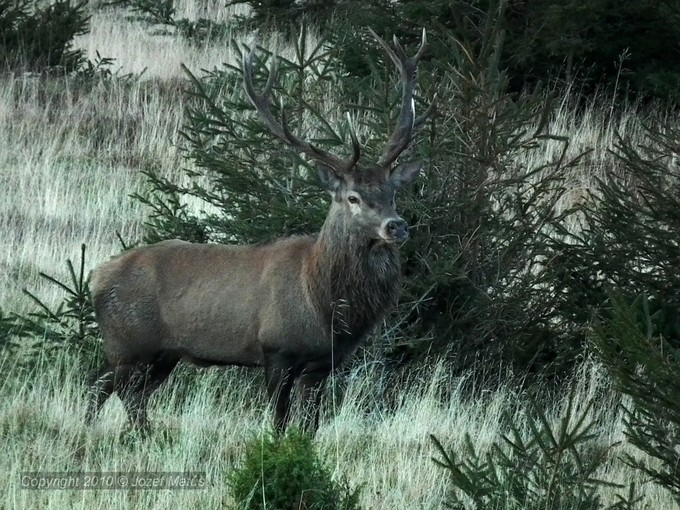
297, 362, 331, 433
264, 353, 299, 433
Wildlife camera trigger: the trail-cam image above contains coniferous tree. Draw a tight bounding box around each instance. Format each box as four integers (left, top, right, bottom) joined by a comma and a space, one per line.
553, 118, 680, 349
0, 0, 89, 72
592, 293, 680, 503
431, 383, 634, 509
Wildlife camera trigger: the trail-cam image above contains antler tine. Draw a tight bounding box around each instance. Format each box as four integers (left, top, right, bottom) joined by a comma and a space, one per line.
243, 51, 285, 141
369, 28, 428, 168
368, 28, 401, 73
242, 50, 350, 173
415, 27, 427, 60
346, 112, 361, 170
414, 92, 437, 129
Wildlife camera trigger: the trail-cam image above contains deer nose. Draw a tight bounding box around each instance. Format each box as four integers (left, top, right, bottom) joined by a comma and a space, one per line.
386, 219, 409, 241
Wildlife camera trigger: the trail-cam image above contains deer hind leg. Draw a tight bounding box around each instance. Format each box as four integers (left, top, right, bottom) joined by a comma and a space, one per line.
117, 353, 180, 430
264, 353, 301, 433
85, 363, 142, 426
85, 365, 115, 425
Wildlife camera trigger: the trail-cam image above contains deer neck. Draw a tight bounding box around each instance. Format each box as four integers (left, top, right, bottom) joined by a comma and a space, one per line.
308, 212, 401, 340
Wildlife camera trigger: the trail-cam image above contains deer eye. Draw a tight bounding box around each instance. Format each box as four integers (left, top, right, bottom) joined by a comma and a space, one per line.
347, 195, 360, 204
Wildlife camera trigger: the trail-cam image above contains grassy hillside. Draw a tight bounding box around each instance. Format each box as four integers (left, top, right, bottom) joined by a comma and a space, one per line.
2, 349, 674, 508
1, 2, 677, 508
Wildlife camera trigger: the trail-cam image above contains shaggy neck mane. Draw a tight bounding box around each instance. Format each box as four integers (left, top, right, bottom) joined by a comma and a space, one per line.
307, 211, 401, 341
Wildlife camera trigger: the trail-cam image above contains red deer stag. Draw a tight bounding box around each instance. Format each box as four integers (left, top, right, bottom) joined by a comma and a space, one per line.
86, 28, 430, 432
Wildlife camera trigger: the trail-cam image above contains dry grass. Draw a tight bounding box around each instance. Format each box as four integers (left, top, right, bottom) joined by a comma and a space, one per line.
0, 73, 184, 315
0, 349, 674, 509
1, 2, 676, 508
75, 0, 248, 78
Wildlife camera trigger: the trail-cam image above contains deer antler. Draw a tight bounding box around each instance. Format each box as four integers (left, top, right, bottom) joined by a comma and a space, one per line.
243, 51, 361, 175
369, 28, 432, 168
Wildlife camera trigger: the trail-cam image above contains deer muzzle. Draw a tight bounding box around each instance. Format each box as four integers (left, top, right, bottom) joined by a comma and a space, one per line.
384, 218, 409, 242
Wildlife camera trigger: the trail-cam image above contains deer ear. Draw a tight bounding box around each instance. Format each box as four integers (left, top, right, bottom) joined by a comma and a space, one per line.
389, 160, 423, 187
317, 165, 343, 192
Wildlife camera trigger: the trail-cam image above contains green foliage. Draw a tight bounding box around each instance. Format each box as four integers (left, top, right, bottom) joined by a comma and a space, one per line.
384, 8, 584, 379
225, 0, 341, 35
113, 0, 233, 43
133, 174, 209, 244
228, 0, 680, 102
0, 0, 89, 72
229, 429, 361, 510
173, 17, 233, 43
2, 245, 100, 365
129, 0, 175, 26
75, 51, 142, 84
398, 0, 680, 102
554, 117, 680, 350
431, 385, 635, 509
501, 0, 680, 102
226, 0, 298, 29
592, 292, 680, 503
0, 307, 30, 347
